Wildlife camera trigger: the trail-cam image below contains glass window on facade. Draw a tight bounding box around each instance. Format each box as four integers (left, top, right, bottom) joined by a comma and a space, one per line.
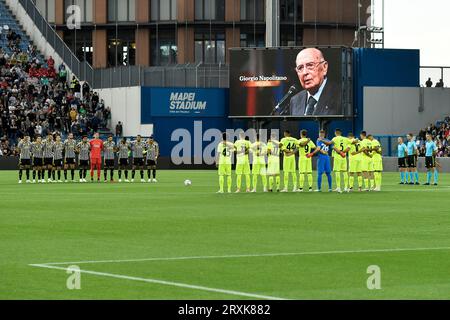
280, 0, 302, 21
34, 0, 56, 23
108, 0, 136, 22
107, 29, 136, 66
280, 26, 302, 46
63, 30, 93, 64
195, 0, 225, 20
151, 0, 177, 21
64, 0, 93, 23
195, 32, 225, 64
240, 33, 265, 48
151, 28, 177, 66
240, 0, 265, 21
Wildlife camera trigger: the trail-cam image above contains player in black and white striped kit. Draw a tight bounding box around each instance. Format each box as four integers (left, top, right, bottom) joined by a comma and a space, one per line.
64, 133, 77, 182
131, 135, 146, 183
76, 135, 91, 183
42, 135, 55, 183
53, 135, 65, 182
146, 136, 159, 183
117, 138, 130, 182
103, 135, 116, 182
17, 135, 33, 184
32, 136, 44, 183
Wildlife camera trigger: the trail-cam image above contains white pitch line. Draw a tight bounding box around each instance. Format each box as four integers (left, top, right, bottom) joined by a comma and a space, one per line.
35, 246, 450, 266
29, 264, 285, 300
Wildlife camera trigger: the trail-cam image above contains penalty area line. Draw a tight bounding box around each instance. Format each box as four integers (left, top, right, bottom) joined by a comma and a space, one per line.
34, 246, 450, 266
28, 263, 286, 300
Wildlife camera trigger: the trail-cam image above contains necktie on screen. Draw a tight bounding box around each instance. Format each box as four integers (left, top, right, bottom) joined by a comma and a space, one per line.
305, 96, 317, 116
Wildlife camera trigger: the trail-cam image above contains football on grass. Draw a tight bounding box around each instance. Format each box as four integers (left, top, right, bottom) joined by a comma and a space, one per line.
184, 179, 192, 186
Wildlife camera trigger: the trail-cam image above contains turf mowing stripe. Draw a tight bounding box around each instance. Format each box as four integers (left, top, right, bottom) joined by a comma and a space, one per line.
35, 246, 450, 266
28, 264, 286, 300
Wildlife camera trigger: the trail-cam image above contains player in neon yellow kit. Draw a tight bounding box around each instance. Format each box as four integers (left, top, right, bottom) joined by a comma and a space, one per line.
331, 129, 350, 193
250, 134, 268, 192
216, 132, 234, 193
234, 132, 252, 193
347, 133, 363, 192
280, 130, 298, 192
368, 134, 383, 192
266, 132, 281, 192
359, 131, 375, 191
297, 130, 316, 192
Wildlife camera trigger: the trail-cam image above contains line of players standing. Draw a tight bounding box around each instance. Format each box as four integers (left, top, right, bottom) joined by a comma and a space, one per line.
16, 133, 159, 183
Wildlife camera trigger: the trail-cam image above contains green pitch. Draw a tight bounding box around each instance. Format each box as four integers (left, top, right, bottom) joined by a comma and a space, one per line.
1, 170, 449, 300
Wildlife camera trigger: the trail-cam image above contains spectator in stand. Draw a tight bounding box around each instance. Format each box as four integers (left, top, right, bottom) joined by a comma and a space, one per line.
435, 79, 444, 88
115, 121, 123, 137
425, 78, 433, 87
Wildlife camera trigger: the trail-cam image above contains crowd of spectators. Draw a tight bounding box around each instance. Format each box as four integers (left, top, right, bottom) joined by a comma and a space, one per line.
417, 116, 450, 157
0, 34, 112, 157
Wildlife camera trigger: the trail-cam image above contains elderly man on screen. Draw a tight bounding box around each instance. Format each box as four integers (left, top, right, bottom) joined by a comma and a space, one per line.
289, 48, 340, 116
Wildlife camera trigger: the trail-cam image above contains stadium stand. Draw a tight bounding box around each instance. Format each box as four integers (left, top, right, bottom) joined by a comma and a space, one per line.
417, 116, 450, 157
0, 0, 112, 157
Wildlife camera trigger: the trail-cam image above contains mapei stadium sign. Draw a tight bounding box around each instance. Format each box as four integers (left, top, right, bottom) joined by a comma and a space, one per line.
143, 87, 227, 118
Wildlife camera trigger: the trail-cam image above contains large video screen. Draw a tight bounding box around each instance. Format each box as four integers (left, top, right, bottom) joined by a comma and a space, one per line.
229, 47, 352, 118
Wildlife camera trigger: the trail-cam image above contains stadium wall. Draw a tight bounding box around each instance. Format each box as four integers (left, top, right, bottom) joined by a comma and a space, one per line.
364, 87, 450, 135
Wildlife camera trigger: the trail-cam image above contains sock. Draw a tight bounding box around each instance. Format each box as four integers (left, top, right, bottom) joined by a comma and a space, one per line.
326, 173, 332, 190
358, 176, 363, 188
349, 175, 354, 188
375, 172, 382, 187
219, 176, 224, 192
409, 172, 414, 183
245, 174, 251, 190
318, 174, 323, 191
132, 170, 136, 179
118, 170, 122, 179
37, 170, 41, 180
125, 170, 128, 179
64, 170, 68, 180
307, 174, 313, 189
33, 170, 36, 180
236, 175, 242, 189
104, 170, 107, 180
400, 171, 404, 182
293, 174, 297, 190
343, 172, 348, 189
299, 174, 305, 189
276, 176, 280, 190
415, 171, 419, 183
26, 169, 30, 180
227, 176, 232, 192
147, 169, 151, 180
252, 175, 258, 190
370, 178, 375, 189
284, 172, 289, 189
97, 167, 101, 180
434, 170, 439, 184
269, 177, 274, 190
41, 170, 45, 179
110, 170, 114, 180
152, 169, 156, 179
364, 178, 369, 189
335, 172, 341, 189
71, 169, 75, 180
57, 171, 61, 180
79, 170, 83, 179
52, 171, 55, 180
427, 171, 432, 183
84, 169, 88, 179
262, 175, 267, 189
48, 169, 52, 179
19, 169, 23, 180
140, 170, 144, 179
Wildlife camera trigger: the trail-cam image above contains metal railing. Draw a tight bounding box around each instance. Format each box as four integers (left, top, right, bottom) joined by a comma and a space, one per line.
18, 0, 94, 84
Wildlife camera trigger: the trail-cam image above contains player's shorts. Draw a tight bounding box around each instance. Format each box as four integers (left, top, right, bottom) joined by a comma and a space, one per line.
252, 163, 267, 176
19, 159, 31, 167
407, 155, 417, 168
236, 162, 250, 175
33, 158, 43, 167
398, 157, 406, 168
65, 158, 75, 165
425, 156, 435, 169
283, 156, 296, 173
299, 158, 312, 173
147, 160, 157, 167
267, 157, 280, 175
133, 158, 144, 167
317, 157, 331, 174
79, 159, 89, 168
333, 157, 348, 172
361, 158, 374, 172
91, 158, 101, 166
119, 158, 129, 166
218, 163, 232, 176
349, 158, 362, 173
104, 159, 115, 168
373, 158, 383, 171
53, 159, 63, 167
44, 158, 54, 166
